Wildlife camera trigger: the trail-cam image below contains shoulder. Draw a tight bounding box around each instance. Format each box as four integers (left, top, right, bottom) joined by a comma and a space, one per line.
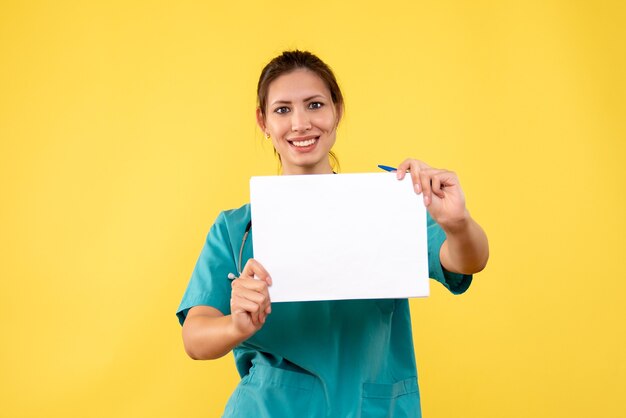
210, 203, 251, 243
222, 202, 250, 221
219, 203, 251, 230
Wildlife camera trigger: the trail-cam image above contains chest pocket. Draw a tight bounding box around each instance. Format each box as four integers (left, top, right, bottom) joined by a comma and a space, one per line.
360, 377, 421, 418
223, 364, 316, 418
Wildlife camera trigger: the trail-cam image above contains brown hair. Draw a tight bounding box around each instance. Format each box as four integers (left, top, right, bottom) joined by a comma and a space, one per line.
257, 50, 344, 118
257, 50, 343, 171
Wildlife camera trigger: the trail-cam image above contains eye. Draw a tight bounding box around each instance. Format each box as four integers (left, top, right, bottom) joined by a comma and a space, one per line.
274, 106, 290, 114
308, 102, 323, 110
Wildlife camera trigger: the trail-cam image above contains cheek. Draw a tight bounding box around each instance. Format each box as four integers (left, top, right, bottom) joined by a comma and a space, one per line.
266, 118, 288, 137
316, 112, 338, 132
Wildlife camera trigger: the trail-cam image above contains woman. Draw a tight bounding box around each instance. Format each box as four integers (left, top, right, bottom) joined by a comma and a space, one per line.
177, 50, 489, 417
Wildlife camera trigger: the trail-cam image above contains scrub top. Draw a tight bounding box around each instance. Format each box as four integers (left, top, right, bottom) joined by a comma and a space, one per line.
177, 203, 472, 418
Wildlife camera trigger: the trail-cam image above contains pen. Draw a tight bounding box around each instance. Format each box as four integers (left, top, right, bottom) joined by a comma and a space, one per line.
377, 164, 397, 172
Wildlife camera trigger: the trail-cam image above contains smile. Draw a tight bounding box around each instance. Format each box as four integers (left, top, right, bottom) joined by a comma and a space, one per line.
291, 138, 317, 147
287, 136, 319, 150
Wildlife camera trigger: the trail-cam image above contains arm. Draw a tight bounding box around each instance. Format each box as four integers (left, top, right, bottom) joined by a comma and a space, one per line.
396, 158, 489, 275
182, 259, 273, 360
182, 306, 248, 360
439, 214, 488, 274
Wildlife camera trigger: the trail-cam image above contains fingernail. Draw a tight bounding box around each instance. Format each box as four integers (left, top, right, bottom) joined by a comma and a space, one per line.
415, 183, 421, 193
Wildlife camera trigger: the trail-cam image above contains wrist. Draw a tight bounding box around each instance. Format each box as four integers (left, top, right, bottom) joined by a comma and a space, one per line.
440, 210, 472, 236
227, 316, 248, 344
227, 315, 257, 344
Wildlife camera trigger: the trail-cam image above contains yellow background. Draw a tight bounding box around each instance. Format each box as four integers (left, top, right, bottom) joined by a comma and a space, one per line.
1, 1, 625, 417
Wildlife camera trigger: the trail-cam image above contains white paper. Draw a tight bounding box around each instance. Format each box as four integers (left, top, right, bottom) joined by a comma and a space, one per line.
250, 172, 429, 302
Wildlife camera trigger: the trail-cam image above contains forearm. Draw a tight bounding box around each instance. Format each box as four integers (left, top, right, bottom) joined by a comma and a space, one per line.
182, 313, 248, 360
440, 215, 489, 275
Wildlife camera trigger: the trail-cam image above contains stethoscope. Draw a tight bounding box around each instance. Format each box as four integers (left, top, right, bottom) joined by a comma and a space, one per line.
227, 220, 252, 280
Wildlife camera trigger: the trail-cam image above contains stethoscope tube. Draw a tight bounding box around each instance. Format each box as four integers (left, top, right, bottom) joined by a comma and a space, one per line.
228, 220, 252, 280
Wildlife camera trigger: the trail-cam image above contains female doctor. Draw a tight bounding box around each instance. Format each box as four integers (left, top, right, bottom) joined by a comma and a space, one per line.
177, 50, 489, 417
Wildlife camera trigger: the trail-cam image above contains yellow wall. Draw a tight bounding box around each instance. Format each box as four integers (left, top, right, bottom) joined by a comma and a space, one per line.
1, 1, 625, 417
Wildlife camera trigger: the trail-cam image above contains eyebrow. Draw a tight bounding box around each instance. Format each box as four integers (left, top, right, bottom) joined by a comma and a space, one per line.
270, 95, 326, 106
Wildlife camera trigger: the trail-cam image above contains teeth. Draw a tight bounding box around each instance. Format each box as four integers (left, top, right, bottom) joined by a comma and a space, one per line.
292, 138, 316, 147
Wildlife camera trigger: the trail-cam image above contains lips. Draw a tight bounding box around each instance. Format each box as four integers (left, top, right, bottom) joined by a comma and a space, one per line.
291, 138, 317, 147
287, 136, 320, 150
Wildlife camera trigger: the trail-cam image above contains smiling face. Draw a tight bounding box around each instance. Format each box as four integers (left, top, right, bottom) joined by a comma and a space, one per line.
257, 69, 341, 175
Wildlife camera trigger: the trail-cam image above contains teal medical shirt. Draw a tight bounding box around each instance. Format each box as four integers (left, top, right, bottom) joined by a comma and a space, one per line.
177, 203, 471, 418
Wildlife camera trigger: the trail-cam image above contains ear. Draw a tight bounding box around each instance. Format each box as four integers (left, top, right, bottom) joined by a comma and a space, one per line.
256, 107, 266, 132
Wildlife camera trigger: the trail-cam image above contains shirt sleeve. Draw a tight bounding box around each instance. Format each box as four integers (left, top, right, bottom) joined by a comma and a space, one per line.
427, 212, 473, 295
176, 212, 237, 325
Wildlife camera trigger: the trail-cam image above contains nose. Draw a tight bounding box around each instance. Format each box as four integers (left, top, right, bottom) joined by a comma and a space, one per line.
291, 108, 311, 132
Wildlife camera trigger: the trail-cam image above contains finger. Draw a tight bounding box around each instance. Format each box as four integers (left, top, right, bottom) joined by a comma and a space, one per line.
243, 284, 271, 323
420, 168, 448, 203
423, 169, 443, 198
232, 279, 272, 322
233, 276, 269, 293
420, 170, 433, 206
231, 295, 262, 326
231, 294, 261, 323
232, 285, 268, 306
259, 286, 272, 321
411, 159, 432, 171
260, 299, 271, 323
437, 170, 459, 188
408, 160, 423, 194
261, 288, 272, 315
242, 259, 272, 285
431, 174, 444, 199
396, 158, 413, 180
411, 166, 421, 194
397, 158, 432, 182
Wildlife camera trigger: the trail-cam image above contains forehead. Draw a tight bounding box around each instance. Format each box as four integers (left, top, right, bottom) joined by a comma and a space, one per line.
267, 69, 331, 102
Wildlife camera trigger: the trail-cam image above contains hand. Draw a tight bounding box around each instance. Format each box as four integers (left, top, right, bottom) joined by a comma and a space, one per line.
396, 158, 469, 231
230, 259, 273, 338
